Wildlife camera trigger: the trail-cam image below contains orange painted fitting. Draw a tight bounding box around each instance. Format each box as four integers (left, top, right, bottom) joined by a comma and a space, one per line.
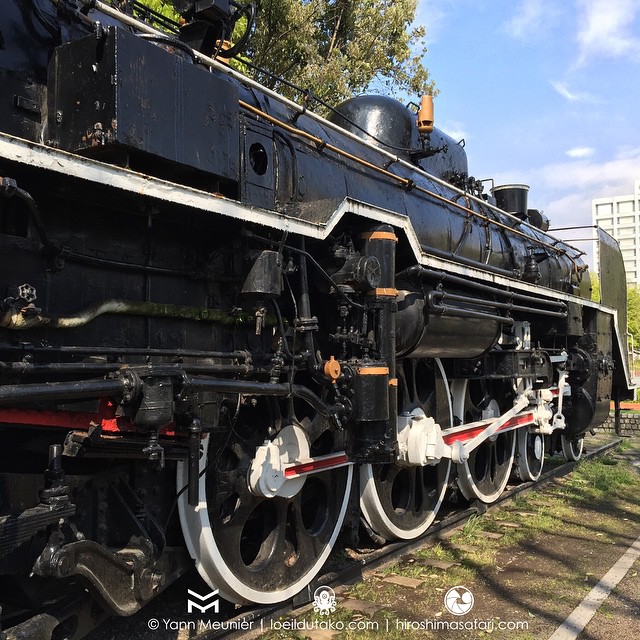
356, 366, 390, 375
417, 95, 434, 134
359, 231, 398, 242
324, 356, 341, 382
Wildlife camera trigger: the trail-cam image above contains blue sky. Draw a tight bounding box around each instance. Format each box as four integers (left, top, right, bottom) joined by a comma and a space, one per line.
414, 0, 640, 267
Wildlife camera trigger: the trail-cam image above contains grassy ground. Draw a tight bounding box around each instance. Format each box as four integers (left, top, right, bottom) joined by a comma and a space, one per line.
254, 439, 640, 640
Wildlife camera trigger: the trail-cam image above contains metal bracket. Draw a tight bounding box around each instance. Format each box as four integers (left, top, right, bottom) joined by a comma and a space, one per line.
33, 540, 163, 616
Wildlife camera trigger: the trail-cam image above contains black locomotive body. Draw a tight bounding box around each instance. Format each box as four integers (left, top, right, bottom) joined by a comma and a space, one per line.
0, 2, 633, 637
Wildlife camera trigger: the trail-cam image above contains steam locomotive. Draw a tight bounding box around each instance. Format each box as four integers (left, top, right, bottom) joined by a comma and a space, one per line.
0, 1, 632, 637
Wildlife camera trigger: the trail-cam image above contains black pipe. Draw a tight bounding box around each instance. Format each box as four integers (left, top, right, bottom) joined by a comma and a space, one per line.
297, 237, 320, 370
0, 362, 253, 376
188, 417, 202, 507
66, 251, 198, 278
398, 264, 567, 310
614, 391, 621, 437
21, 346, 251, 360
0, 368, 331, 421
0, 378, 126, 405
420, 245, 519, 278
430, 304, 515, 325
426, 293, 515, 325
0, 362, 123, 375
432, 291, 568, 319
181, 375, 331, 417
0, 178, 67, 267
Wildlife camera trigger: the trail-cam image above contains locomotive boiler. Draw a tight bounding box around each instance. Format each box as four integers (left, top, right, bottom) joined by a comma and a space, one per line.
0, 1, 633, 637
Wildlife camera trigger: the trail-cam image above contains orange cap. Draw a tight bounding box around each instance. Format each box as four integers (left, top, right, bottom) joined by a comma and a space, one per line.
417, 95, 434, 134
324, 356, 341, 383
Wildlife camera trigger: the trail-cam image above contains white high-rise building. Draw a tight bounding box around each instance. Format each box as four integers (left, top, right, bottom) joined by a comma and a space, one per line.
592, 179, 640, 283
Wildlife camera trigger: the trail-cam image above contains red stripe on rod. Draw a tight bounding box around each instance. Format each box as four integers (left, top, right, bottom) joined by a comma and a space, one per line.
284, 453, 350, 478
443, 412, 535, 445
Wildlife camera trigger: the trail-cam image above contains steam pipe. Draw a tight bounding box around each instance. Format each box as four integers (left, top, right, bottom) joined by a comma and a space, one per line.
0, 362, 253, 376
426, 291, 515, 325
421, 245, 518, 278
398, 265, 567, 311
181, 375, 334, 418
23, 346, 251, 360
431, 291, 568, 319
0, 378, 126, 405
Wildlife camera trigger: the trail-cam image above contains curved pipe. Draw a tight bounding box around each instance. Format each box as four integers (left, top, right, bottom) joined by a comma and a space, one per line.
0, 177, 61, 257
181, 375, 336, 419
0, 300, 276, 330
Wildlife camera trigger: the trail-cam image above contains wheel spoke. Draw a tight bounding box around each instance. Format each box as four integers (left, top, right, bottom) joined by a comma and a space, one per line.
561, 434, 584, 461
178, 398, 352, 604
490, 440, 498, 483
514, 430, 545, 482
455, 379, 516, 503
360, 358, 451, 541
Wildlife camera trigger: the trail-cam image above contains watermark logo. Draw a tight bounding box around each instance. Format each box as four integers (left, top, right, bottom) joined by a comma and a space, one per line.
313, 586, 337, 615
444, 586, 474, 616
187, 588, 220, 614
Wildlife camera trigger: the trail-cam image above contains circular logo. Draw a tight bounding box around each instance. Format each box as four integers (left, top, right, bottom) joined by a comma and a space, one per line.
313, 586, 337, 615
444, 586, 474, 616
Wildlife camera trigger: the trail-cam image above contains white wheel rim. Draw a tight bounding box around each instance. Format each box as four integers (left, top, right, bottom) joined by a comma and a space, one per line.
178, 434, 353, 604
561, 434, 584, 461
360, 358, 452, 540
515, 428, 545, 482
453, 379, 516, 503
360, 460, 450, 540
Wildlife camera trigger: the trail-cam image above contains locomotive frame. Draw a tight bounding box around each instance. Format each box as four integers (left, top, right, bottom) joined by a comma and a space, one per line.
0, 1, 633, 637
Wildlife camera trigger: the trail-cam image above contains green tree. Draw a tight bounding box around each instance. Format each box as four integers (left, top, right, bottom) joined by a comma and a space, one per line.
627, 284, 640, 347
135, 0, 179, 22
590, 272, 600, 302
137, 0, 435, 106
247, 0, 434, 105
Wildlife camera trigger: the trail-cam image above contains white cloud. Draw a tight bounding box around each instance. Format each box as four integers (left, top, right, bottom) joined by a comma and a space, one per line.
441, 121, 467, 142
550, 80, 596, 102
565, 146, 595, 158
503, 0, 562, 40
544, 191, 598, 264
492, 147, 640, 231
576, 0, 640, 65
414, 0, 457, 44
536, 147, 640, 193
504, 0, 545, 39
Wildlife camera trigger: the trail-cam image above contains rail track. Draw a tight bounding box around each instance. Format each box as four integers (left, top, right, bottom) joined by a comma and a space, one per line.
53, 438, 621, 640
3, 437, 621, 640
203, 436, 622, 640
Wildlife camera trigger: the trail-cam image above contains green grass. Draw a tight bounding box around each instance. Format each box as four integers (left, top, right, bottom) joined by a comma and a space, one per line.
616, 437, 636, 451
568, 457, 640, 496
457, 513, 483, 539
254, 450, 640, 640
